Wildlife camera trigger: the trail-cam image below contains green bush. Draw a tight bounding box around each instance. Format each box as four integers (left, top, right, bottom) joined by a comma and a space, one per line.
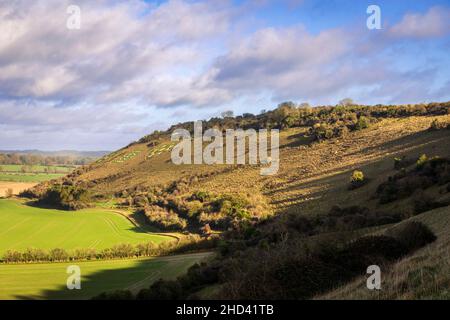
39, 184, 91, 210
416, 154, 428, 170
349, 170, 366, 190
354, 116, 370, 130
191, 190, 212, 202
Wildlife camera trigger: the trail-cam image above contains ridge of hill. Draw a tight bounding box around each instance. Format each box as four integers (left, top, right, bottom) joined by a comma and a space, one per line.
20, 102, 450, 299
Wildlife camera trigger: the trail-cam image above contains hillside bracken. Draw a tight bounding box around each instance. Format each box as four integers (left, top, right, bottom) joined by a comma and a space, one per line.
93, 221, 436, 300
15, 101, 450, 300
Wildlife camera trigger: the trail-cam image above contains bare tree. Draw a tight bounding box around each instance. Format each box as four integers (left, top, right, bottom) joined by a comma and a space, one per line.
339, 98, 355, 106
221, 110, 234, 118
298, 102, 311, 109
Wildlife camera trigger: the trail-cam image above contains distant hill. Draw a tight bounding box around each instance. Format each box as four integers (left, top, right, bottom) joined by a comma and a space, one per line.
0, 150, 111, 167
0, 150, 110, 158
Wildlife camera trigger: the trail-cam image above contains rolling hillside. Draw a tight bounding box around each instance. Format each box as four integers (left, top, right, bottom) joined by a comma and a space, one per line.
0, 199, 172, 255
44, 114, 450, 219
20, 103, 450, 299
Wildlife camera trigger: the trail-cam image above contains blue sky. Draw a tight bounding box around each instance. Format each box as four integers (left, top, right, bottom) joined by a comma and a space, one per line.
0, 0, 449, 150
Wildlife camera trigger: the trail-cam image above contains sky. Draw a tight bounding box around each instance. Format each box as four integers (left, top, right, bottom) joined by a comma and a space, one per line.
0, 0, 449, 151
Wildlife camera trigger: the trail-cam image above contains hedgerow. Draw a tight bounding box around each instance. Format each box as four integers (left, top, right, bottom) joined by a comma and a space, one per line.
1, 235, 218, 264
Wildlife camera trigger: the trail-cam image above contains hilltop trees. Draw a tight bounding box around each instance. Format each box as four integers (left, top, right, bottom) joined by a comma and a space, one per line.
128, 101, 450, 147
221, 110, 234, 118
339, 98, 355, 106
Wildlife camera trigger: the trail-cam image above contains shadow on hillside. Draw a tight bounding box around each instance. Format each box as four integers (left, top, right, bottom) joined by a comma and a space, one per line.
345, 129, 449, 159
12, 252, 211, 300
127, 210, 164, 233
268, 128, 450, 216
283, 132, 313, 148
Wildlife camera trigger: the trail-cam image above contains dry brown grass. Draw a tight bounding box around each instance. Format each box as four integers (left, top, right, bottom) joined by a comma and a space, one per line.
34, 114, 450, 299
68, 115, 450, 214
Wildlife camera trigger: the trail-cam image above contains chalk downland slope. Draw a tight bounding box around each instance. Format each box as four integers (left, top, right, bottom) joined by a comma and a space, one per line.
318, 205, 450, 299
23, 109, 450, 299
59, 115, 450, 217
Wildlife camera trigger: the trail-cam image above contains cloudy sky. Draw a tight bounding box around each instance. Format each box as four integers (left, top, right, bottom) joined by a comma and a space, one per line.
1, 0, 449, 151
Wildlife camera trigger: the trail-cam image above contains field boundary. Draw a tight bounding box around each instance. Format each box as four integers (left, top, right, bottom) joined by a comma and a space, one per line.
0, 251, 214, 266
107, 209, 182, 242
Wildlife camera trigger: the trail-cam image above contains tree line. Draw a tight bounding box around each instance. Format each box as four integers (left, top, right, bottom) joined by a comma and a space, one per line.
1, 235, 217, 263
0, 153, 97, 166
135, 101, 450, 145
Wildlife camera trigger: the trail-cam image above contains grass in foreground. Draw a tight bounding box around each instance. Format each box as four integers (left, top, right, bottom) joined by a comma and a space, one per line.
0, 252, 212, 299
0, 199, 172, 255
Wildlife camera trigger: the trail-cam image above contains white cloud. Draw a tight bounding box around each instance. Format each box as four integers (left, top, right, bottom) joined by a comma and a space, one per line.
0, 1, 449, 150
0, 0, 233, 106
388, 6, 450, 39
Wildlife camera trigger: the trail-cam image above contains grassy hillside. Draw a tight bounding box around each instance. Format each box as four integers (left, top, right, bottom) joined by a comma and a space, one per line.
0, 199, 172, 255
0, 252, 212, 300
19, 103, 450, 300
318, 205, 450, 299
60, 115, 450, 220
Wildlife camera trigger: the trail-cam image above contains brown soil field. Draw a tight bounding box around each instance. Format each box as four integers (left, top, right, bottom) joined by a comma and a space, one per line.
0, 182, 37, 197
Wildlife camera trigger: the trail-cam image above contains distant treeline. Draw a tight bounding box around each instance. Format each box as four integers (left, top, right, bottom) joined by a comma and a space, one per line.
0, 153, 98, 166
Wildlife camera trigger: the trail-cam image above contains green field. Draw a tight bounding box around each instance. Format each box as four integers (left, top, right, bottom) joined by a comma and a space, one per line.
0, 173, 65, 182
0, 252, 212, 299
0, 164, 73, 182
0, 199, 171, 255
